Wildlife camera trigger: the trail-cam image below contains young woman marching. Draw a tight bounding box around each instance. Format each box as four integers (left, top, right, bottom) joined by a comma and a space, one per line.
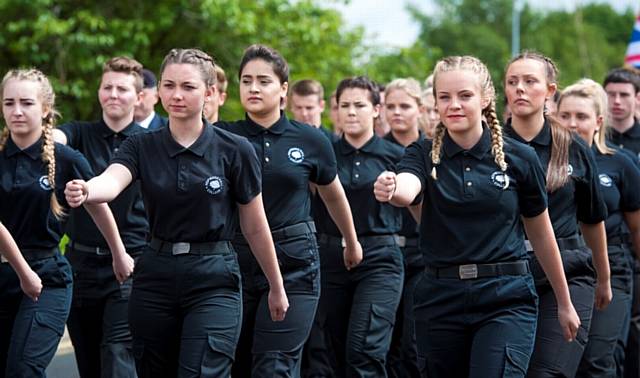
65, 48, 288, 378
0, 68, 130, 377
556, 79, 640, 377
374, 55, 580, 377
503, 52, 611, 377
215, 44, 360, 378
382, 78, 425, 378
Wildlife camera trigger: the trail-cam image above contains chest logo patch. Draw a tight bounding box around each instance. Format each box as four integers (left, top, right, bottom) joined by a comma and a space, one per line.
599, 174, 613, 187
204, 176, 224, 195
288, 147, 305, 163
567, 164, 574, 176
38, 176, 52, 191
490, 171, 510, 189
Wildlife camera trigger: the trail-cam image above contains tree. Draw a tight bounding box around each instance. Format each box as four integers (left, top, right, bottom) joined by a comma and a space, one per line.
0, 0, 364, 123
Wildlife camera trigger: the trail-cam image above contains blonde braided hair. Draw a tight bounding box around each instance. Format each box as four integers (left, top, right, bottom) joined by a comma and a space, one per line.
1, 69, 65, 218
430, 56, 508, 185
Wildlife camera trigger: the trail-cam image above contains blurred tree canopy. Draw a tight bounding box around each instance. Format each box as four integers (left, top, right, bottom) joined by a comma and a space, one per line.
0, 0, 635, 124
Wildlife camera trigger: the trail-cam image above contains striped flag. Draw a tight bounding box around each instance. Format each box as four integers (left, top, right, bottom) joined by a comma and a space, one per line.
625, 14, 640, 68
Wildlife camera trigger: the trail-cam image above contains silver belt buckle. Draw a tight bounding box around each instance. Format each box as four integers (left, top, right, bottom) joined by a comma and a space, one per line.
96, 247, 110, 256
524, 240, 533, 252
1, 254, 8, 263
396, 236, 406, 247
172, 242, 191, 255
459, 264, 478, 280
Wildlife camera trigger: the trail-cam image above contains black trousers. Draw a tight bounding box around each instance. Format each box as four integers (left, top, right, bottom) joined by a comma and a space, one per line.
129, 247, 242, 378
577, 244, 634, 377
527, 246, 596, 378
232, 225, 320, 378
305, 236, 404, 378
66, 247, 137, 378
386, 244, 423, 378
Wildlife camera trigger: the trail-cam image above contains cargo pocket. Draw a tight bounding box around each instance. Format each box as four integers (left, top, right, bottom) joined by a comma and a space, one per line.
363, 303, 396, 359
201, 335, 236, 376
503, 345, 529, 377
23, 312, 65, 366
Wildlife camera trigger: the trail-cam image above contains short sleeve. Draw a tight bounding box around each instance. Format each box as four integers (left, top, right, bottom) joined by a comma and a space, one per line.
57, 122, 81, 148
231, 137, 262, 205
309, 128, 337, 186
575, 141, 608, 224
110, 135, 140, 181
55, 146, 95, 207
397, 140, 429, 190
618, 152, 640, 212
515, 146, 548, 218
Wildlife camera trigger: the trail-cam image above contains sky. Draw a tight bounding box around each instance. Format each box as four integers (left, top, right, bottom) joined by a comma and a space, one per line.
324, 0, 640, 49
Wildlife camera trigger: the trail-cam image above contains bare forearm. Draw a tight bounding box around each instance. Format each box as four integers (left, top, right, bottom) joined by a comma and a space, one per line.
83, 203, 127, 257
318, 179, 358, 247
389, 173, 421, 207
0, 224, 33, 279
523, 212, 572, 307
580, 222, 610, 282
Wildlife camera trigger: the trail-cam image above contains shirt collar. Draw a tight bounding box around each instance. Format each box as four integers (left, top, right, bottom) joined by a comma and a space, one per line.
137, 112, 156, 129
242, 111, 288, 136
163, 120, 214, 158
442, 125, 491, 159
612, 119, 640, 138
384, 130, 425, 145
4, 137, 43, 160
504, 117, 551, 146
98, 118, 141, 138
337, 134, 380, 155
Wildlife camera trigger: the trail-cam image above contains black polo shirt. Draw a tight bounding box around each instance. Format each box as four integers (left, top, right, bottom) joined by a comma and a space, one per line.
609, 120, 640, 158
0, 138, 93, 250
59, 120, 149, 250
315, 134, 404, 237
504, 119, 607, 238
397, 127, 548, 267
384, 131, 425, 239
593, 144, 640, 240
111, 123, 261, 242
216, 113, 337, 230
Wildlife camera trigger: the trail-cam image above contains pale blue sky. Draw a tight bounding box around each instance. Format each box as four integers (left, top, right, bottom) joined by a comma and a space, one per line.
325, 0, 640, 49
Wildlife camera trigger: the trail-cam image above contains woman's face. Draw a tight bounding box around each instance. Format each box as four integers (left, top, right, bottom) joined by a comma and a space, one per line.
504, 58, 556, 118
240, 59, 287, 117
338, 87, 379, 139
557, 95, 602, 145
98, 71, 141, 122
434, 69, 486, 138
2, 79, 47, 141
159, 63, 212, 121
423, 91, 439, 138
385, 88, 422, 134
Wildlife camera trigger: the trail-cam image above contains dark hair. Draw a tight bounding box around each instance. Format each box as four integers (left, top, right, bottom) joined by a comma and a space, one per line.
335, 76, 380, 106
291, 79, 324, 98
238, 44, 289, 84
160, 48, 217, 87
603, 67, 640, 93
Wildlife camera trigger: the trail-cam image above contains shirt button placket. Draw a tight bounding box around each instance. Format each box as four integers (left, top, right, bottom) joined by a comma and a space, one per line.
177, 157, 188, 192
353, 152, 361, 182
264, 137, 272, 166
462, 154, 474, 197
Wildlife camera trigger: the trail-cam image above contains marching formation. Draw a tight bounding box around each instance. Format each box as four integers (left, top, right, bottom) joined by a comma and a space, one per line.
1, 43, 640, 378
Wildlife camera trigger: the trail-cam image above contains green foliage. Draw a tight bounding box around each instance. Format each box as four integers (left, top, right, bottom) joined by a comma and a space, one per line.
0, 0, 363, 123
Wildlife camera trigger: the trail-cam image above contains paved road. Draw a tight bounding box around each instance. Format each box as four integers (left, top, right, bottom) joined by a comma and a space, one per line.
46, 328, 79, 378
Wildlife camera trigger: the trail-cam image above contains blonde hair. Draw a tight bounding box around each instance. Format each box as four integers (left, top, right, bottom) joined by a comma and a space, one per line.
0, 69, 65, 218
103, 56, 144, 92
559, 78, 614, 155
507, 51, 571, 191
431, 56, 507, 186
160, 48, 217, 88
385, 78, 423, 106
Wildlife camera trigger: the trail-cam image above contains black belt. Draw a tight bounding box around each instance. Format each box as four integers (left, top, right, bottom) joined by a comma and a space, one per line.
397, 236, 419, 248
3, 248, 59, 263
608, 234, 631, 246
317, 233, 399, 248
270, 221, 316, 241
69, 241, 112, 256
425, 260, 530, 280
150, 238, 233, 256
525, 234, 586, 252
